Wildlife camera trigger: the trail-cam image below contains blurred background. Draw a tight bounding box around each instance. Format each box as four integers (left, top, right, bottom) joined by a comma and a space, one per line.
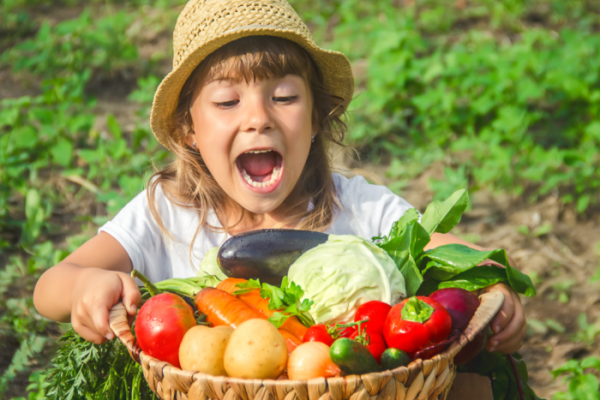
1, 0, 599, 398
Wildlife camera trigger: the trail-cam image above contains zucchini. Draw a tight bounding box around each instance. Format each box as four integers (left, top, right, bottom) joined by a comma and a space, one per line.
218, 229, 328, 284
380, 348, 410, 370
330, 338, 382, 375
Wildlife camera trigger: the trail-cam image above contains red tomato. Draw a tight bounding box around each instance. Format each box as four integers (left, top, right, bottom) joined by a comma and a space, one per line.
335, 324, 357, 338
354, 301, 392, 335
383, 296, 452, 359
303, 324, 334, 346
135, 293, 196, 368
351, 329, 387, 363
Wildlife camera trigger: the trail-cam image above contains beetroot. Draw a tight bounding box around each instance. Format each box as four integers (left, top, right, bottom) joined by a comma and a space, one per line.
429, 288, 480, 331
429, 288, 485, 364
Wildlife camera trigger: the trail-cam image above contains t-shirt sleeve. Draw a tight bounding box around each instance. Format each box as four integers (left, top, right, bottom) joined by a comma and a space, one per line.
333, 173, 418, 239
98, 188, 171, 283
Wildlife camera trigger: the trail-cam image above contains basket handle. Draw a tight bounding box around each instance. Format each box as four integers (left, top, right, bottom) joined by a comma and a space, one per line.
109, 302, 143, 363
446, 290, 505, 358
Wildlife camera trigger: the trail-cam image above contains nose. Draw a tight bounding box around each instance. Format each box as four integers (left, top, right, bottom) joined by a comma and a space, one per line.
241, 93, 274, 134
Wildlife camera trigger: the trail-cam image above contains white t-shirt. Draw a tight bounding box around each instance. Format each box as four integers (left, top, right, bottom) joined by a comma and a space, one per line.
99, 173, 415, 283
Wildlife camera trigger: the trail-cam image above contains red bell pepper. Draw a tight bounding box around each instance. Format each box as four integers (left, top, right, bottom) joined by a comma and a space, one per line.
383, 296, 452, 359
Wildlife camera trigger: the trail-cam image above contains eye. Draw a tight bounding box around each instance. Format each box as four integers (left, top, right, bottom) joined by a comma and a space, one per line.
214, 100, 239, 108
273, 95, 298, 103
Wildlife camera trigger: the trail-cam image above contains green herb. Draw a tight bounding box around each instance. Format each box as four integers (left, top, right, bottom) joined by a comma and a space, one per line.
44, 330, 156, 400
375, 189, 536, 297
235, 277, 315, 328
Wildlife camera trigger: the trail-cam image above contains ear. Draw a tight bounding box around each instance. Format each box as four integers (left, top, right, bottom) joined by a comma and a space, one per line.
184, 132, 195, 148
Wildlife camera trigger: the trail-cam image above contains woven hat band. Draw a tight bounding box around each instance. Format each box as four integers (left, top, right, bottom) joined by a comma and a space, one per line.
150, 0, 354, 150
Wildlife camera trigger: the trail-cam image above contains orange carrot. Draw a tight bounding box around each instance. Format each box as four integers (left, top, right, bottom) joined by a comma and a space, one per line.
194, 287, 302, 351
217, 278, 309, 341
216, 278, 248, 293
279, 329, 302, 354
194, 287, 265, 329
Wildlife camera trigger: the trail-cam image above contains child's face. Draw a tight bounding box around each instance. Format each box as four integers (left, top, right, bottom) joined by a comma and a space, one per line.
187, 74, 314, 218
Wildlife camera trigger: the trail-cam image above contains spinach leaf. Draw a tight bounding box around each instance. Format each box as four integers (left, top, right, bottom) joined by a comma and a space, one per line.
375, 189, 537, 298
378, 219, 430, 296
420, 188, 469, 235
417, 265, 508, 295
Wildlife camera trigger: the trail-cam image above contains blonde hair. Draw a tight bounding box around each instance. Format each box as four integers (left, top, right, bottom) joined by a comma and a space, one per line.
147, 36, 348, 253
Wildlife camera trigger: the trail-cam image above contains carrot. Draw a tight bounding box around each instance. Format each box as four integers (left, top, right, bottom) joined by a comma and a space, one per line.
194, 287, 265, 329
279, 329, 302, 354
194, 287, 301, 351
217, 278, 309, 341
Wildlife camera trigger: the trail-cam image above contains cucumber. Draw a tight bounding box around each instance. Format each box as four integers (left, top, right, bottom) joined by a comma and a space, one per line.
218, 229, 328, 284
380, 348, 411, 371
330, 338, 382, 375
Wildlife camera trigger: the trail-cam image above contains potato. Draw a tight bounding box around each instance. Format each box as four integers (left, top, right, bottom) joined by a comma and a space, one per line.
224, 319, 288, 379
179, 325, 233, 375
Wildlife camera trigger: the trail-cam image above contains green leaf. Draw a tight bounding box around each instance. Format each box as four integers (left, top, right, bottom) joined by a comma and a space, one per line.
106, 114, 122, 139
419, 265, 508, 294
233, 278, 261, 295
11, 126, 37, 150
420, 189, 469, 235
419, 245, 536, 296
50, 139, 74, 167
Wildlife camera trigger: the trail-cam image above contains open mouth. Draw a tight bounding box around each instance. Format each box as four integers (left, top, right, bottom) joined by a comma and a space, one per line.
236, 149, 283, 191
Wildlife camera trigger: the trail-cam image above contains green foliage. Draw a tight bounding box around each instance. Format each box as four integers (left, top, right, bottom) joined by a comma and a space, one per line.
570, 314, 600, 347
43, 330, 156, 400
376, 189, 536, 297
2, 9, 139, 79
301, 0, 600, 212
552, 357, 600, 400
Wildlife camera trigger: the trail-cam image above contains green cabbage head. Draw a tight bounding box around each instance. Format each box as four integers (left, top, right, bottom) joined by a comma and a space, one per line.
287, 234, 406, 324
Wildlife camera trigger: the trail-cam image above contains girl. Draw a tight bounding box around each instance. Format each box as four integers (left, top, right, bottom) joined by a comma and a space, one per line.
33, 0, 525, 355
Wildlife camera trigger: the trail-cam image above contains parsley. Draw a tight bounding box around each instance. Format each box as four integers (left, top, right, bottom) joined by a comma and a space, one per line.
235, 277, 315, 328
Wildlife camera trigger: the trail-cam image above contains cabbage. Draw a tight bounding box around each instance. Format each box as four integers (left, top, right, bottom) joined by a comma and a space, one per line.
197, 246, 228, 280
287, 234, 406, 324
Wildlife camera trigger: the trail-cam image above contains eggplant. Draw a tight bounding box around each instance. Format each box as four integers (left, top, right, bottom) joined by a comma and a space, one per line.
217, 229, 328, 284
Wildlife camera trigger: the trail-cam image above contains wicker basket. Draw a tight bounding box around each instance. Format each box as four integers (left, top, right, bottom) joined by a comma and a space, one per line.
109, 291, 504, 400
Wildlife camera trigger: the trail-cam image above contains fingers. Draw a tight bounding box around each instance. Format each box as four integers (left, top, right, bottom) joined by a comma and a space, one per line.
488, 284, 516, 334
71, 308, 108, 345
91, 302, 113, 341
487, 290, 526, 353
494, 323, 527, 354
119, 273, 141, 316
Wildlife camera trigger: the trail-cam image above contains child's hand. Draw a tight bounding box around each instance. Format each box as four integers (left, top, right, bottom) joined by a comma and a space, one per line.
70, 268, 140, 345
482, 283, 526, 353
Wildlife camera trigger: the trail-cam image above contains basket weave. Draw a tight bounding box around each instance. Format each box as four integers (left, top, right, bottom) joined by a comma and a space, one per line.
109, 291, 504, 400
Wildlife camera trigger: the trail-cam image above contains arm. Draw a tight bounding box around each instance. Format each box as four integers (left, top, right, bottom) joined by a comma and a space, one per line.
425, 232, 526, 354
33, 232, 140, 344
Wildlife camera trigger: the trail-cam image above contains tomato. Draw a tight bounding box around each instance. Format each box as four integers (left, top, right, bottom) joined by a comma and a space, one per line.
335, 324, 357, 339
383, 296, 452, 359
350, 329, 387, 363
303, 324, 335, 346
354, 301, 392, 335
135, 293, 196, 368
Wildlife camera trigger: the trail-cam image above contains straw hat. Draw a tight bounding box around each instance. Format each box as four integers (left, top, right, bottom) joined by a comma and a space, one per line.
150, 0, 355, 150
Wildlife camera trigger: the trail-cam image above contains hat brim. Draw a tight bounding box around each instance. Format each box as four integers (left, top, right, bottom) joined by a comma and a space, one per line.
150, 26, 354, 150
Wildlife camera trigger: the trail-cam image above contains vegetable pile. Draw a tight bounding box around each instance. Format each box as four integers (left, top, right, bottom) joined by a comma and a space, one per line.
43, 190, 543, 399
